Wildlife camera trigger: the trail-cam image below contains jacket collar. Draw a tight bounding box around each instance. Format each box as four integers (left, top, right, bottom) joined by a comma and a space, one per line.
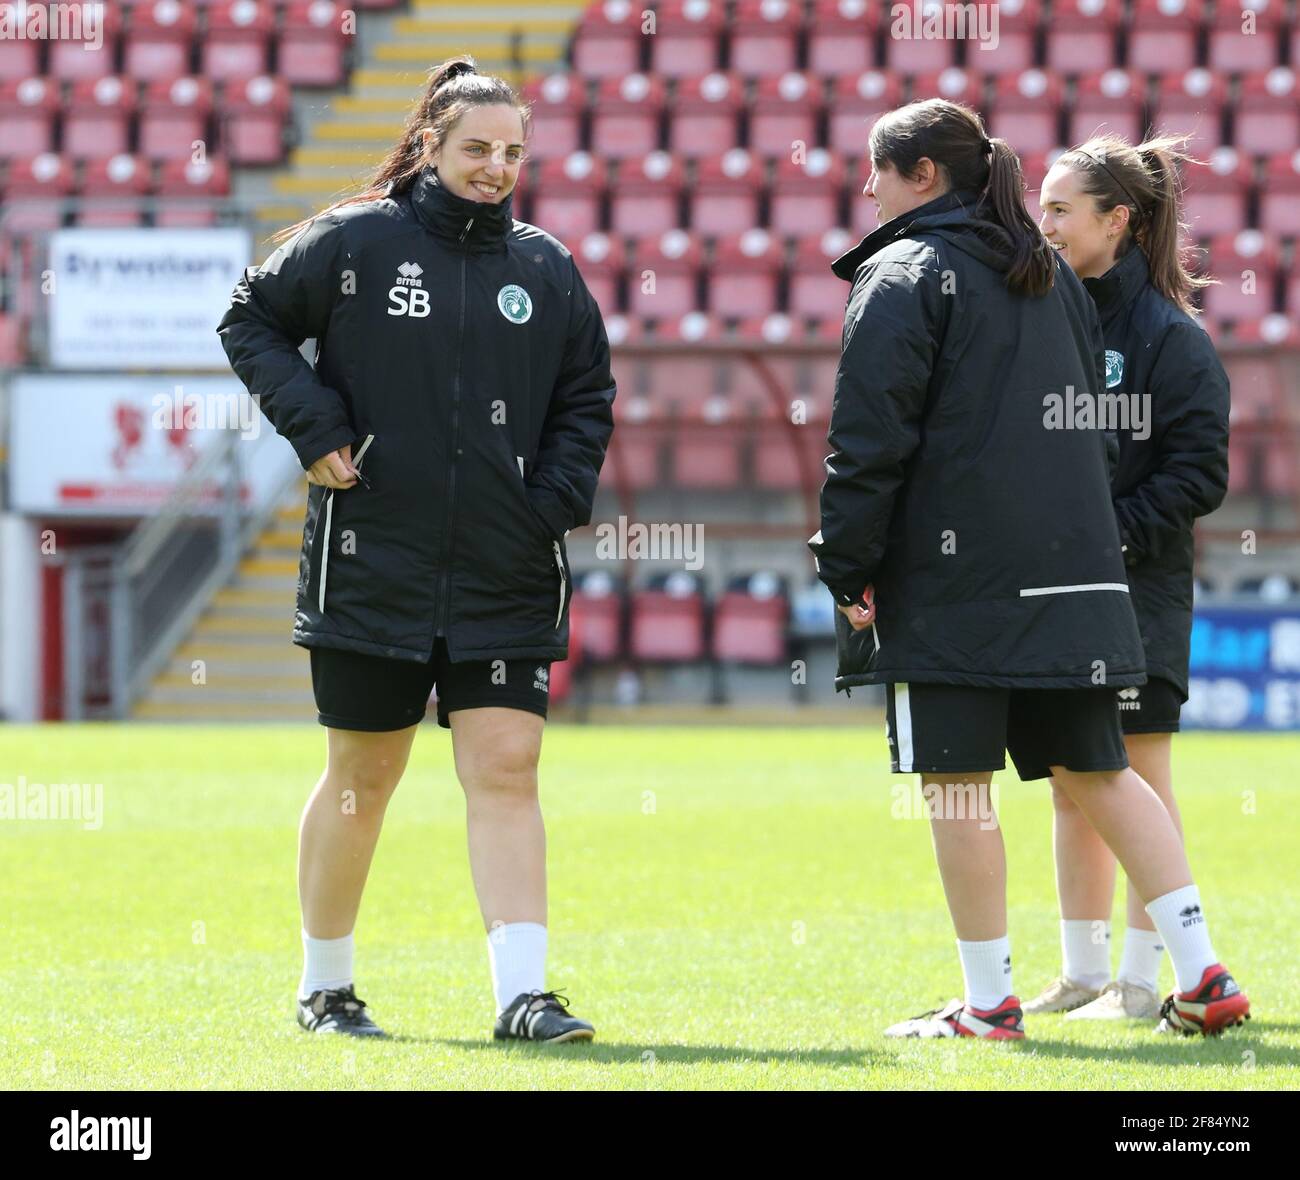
408, 165, 514, 253
1083, 244, 1149, 322
832, 188, 981, 281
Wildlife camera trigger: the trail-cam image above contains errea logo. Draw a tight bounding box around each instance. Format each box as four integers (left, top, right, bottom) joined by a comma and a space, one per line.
1118, 686, 1141, 710
533, 665, 549, 693
388, 261, 429, 317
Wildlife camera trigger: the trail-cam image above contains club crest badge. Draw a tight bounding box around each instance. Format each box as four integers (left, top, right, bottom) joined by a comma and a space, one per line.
498, 284, 533, 324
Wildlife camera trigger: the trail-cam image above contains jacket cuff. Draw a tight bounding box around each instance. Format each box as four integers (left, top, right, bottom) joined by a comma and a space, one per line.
295, 423, 356, 472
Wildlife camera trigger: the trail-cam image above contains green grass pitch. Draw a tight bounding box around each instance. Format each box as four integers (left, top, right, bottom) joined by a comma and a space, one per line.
2, 724, 1297, 1090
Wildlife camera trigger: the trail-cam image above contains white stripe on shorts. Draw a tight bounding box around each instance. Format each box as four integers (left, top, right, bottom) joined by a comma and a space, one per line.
1018, 582, 1130, 597
895, 682, 914, 773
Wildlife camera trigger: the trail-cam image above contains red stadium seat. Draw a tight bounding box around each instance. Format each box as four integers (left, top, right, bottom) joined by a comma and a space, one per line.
573, 231, 624, 315
64, 76, 137, 160
590, 73, 664, 159
1181, 148, 1251, 239
568, 572, 624, 663
1070, 69, 1145, 145
808, 0, 879, 79
707, 229, 781, 319
1208, 0, 1283, 73
139, 76, 214, 160
156, 155, 231, 226
729, 0, 801, 79
1201, 231, 1280, 323
650, 0, 725, 79
828, 71, 901, 156
0, 4, 43, 80
668, 71, 742, 158
966, 0, 1040, 77
278, 1, 349, 87
201, 0, 274, 82
629, 575, 707, 663
0, 313, 25, 366
571, 0, 643, 80
77, 154, 150, 226
629, 231, 703, 320
48, 2, 122, 80
1152, 70, 1228, 159
712, 574, 789, 665
910, 67, 981, 109
220, 75, 290, 164
691, 149, 762, 236
1259, 152, 1300, 237
610, 151, 686, 238
883, 0, 961, 76
670, 394, 744, 487
1236, 70, 1299, 156
521, 73, 584, 162
1046, 0, 1123, 74
990, 70, 1065, 155
124, 0, 198, 79
750, 72, 821, 158
769, 149, 846, 237
1, 153, 74, 232
789, 229, 855, 320
1127, 0, 1205, 76
0, 77, 59, 158
530, 152, 607, 242
753, 401, 834, 490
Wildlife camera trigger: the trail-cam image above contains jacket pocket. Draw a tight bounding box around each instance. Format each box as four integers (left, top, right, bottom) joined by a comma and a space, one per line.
316, 433, 374, 614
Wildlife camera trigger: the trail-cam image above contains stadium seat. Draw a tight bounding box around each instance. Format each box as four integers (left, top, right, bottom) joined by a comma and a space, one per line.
568, 571, 624, 663
1152, 70, 1228, 159
1127, 0, 1205, 76
155, 155, 231, 226
571, 0, 644, 80
220, 75, 290, 165
629, 573, 707, 663
690, 149, 762, 237
712, 573, 789, 665
789, 229, 854, 320
77, 154, 151, 226
1208, 0, 1283, 73
911, 68, 981, 111
1, 153, 74, 232
966, 0, 1040, 77
753, 399, 834, 490
883, 0, 961, 75
201, 0, 274, 82
1181, 148, 1252, 239
1259, 153, 1300, 237
278, 1, 349, 87
0, 5, 43, 81
828, 71, 901, 156
521, 73, 584, 162
603, 391, 664, 492
807, 0, 879, 79
729, 0, 802, 79
707, 229, 781, 319
1046, 0, 1123, 73
750, 73, 822, 159
990, 70, 1066, 155
1069, 69, 1145, 145
139, 76, 214, 160
124, 1, 199, 79
0, 313, 25, 366
769, 149, 846, 237
668, 71, 742, 158
574, 232, 623, 315
650, 0, 725, 79
64, 76, 137, 160
590, 73, 664, 159
669, 394, 744, 487
610, 151, 686, 239
530, 152, 606, 243
1201, 231, 1280, 323
48, 2, 122, 80
1235, 70, 1299, 156
629, 231, 703, 320
0, 77, 59, 159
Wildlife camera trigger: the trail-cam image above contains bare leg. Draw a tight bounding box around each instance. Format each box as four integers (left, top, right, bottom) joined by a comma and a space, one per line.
449, 708, 547, 930
298, 725, 418, 938
1048, 774, 1117, 920
1123, 733, 1181, 931
925, 775, 1006, 941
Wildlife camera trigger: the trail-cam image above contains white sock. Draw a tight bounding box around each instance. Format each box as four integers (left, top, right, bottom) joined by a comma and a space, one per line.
487, 922, 547, 1014
1117, 926, 1165, 993
957, 936, 1013, 1012
1146, 886, 1217, 994
1061, 918, 1111, 988
299, 930, 354, 1000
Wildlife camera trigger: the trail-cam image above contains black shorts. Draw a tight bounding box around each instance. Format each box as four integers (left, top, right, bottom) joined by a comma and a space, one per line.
310, 638, 551, 731
1116, 676, 1182, 734
884, 682, 1129, 782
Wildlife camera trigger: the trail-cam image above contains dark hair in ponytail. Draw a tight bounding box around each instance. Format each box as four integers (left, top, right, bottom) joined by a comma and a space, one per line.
869, 98, 1056, 298
1055, 134, 1209, 315
272, 55, 530, 244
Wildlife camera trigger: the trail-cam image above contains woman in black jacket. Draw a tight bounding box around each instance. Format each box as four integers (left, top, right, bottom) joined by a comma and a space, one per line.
811, 100, 1248, 1039
1026, 136, 1231, 1022
217, 57, 615, 1043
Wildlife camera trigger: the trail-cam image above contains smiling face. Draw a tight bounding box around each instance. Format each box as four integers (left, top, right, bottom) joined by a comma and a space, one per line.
863, 155, 945, 225
425, 103, 526, 204
1038, 162, 1130, 279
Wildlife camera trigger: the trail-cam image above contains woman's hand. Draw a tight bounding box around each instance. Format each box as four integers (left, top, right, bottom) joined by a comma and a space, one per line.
306, 445, 359, 490
836, 585, 876, 631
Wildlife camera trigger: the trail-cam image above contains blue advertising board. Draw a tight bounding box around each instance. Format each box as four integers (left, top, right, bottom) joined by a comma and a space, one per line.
1185, 608, 1300, 730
